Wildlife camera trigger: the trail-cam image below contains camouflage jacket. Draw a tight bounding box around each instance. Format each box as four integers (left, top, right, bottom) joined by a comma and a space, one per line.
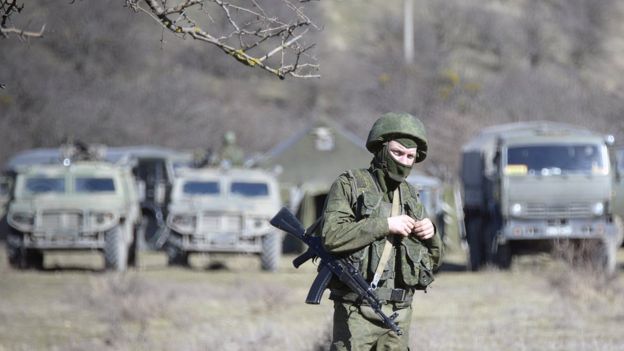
321, 167, 443, 295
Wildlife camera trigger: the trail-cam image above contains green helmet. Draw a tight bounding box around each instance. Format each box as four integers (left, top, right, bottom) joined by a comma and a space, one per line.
366, 112, 428, 162
224, 131, 237, 145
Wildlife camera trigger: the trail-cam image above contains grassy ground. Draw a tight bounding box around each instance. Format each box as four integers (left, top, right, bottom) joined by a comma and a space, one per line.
0, 246, 623, 351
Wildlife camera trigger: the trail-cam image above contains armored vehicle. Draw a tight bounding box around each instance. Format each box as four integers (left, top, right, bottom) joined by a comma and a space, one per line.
164, 167, 282, 271
461, 122, 623, 273
6, 158, 141, 271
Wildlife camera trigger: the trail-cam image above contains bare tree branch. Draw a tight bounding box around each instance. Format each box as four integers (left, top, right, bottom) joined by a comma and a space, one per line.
0, 0, 45, 40
125, 0, 320, 79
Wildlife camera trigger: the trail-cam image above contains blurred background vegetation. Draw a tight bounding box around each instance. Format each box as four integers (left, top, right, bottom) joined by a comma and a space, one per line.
1, 0, 624, 176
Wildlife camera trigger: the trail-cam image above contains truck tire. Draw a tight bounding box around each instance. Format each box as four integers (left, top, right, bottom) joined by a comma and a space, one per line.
260, 231, 281, 272
104, 225, 128, 272
494, 242, 512, 270
127, 225, 139, 268
596, 239, 617, 276
6, 229, 24, 268
165, 244, 189, 267
6, 229, 43, 270
466, 215, 484, 271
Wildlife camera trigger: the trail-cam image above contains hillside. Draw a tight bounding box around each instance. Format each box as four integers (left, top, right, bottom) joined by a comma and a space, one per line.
1, 0, 623, 175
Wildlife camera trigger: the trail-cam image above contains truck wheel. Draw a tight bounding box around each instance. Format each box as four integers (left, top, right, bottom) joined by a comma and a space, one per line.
6, 229, 43, 269
166, 244, 189, 267
104, 225, 128, 272
260, 232, 281, 272
25, 250, 44, 270
6, 229, 24, 269
595, 239, 617, 276
466, 216, 484, 271
127, 226, 139, 268
494, 242, 512, 270
141, 213, 161, 250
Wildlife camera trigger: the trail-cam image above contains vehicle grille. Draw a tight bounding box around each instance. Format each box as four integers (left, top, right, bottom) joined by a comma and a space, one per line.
201, 214, 242, 233
523, 202, 592, 219
40, 212, 83, 230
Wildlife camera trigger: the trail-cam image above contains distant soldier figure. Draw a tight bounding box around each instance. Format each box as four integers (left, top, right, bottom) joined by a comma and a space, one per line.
321, 112, 443, 350
218, 130, 245, 166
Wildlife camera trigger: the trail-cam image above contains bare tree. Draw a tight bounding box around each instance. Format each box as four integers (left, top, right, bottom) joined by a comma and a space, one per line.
0, 0, 45, 40
125, 0, 320, 79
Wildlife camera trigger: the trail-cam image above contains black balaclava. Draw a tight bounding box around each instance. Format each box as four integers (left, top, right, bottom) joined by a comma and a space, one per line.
371, 138, 417, 193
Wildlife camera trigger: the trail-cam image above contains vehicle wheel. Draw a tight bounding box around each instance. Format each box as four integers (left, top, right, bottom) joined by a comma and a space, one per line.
494, 242, 512, 270
465, 215, 484, 271
6, 229, 24, 269
104, 225, 128, 272
166, 244, 189, 267
127, 226, 139, 268
589, 239, 617, 276
5, 229, 43, 269
25, 249, 44, 270
260, 231, 281, 272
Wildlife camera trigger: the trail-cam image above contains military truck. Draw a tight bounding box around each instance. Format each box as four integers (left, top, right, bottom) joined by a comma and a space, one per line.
5, 154, 141, 271
461, 121, 623, 273
164, 167, 282, 271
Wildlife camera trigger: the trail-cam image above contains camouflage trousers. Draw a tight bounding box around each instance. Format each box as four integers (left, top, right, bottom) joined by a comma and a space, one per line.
330, 300, 413, 351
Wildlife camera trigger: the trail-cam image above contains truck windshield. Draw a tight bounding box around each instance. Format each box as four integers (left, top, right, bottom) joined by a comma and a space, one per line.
230, 182, 269, 197
183, 181, 220, 195
25, 177, 65, 193
506, 144, 608, 175
75, 177, 116, 193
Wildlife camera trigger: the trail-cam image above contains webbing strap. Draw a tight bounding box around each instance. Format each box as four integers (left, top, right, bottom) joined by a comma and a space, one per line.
370, 188, 400, 289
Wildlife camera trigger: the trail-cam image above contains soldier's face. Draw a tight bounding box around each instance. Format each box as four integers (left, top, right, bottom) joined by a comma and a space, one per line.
388, 140, 417, 167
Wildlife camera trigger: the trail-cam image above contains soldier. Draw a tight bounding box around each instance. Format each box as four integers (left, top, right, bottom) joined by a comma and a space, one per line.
321, 112, 443, 350
218, 130, 245, 166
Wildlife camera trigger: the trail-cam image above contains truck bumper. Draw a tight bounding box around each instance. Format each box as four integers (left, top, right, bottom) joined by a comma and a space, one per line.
501, 218, 619, 242
22, 232, 105, 250
166, 230, 264, 254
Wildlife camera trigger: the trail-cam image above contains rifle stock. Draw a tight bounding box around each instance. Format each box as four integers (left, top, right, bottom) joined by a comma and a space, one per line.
270, 207, 402, 336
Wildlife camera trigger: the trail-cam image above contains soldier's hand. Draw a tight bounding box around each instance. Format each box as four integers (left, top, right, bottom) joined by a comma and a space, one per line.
387, 215, 416, 237
412, 218, 435, 240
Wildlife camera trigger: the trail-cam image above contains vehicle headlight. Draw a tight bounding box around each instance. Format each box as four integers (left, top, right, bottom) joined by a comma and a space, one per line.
591, 202, 604, 216
10, 212, 34, 227
244, 216, 270, 234
171, 214, 196, 232
510, 203, 523, 216
90, 212, 115, 227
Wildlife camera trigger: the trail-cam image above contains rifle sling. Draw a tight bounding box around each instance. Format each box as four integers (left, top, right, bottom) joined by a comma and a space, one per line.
370, 188, 401, 289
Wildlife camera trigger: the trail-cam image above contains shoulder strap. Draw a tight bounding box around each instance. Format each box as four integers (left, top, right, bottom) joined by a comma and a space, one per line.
345, 168, 380, 207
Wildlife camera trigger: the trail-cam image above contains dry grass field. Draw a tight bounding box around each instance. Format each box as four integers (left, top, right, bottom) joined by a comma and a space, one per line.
0, 245, 623, 351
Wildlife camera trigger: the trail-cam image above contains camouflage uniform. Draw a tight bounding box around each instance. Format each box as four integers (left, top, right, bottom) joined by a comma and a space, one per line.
219, 131, 245, 166
321, 113, 443, 351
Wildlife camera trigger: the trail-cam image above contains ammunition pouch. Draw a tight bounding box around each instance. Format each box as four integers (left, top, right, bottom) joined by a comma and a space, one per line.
397, 240, 435, 290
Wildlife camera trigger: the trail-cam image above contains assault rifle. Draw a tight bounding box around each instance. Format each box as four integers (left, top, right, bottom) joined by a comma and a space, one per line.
270, 207, 402, 335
